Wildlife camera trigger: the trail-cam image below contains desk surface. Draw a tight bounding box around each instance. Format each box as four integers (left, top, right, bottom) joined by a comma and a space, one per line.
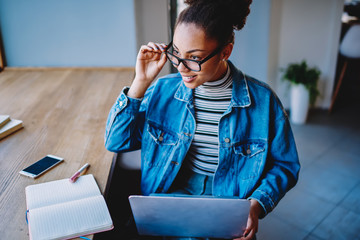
0, 68, 133, 239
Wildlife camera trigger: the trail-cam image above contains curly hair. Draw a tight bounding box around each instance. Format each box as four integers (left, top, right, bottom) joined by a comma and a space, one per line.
176, 0, 252, 46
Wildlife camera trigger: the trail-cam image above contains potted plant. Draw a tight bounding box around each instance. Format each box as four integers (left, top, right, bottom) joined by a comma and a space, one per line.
282, 60, 321, 124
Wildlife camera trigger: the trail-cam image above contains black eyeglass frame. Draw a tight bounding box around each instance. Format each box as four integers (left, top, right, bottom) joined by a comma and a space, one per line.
165, 41, 223, 72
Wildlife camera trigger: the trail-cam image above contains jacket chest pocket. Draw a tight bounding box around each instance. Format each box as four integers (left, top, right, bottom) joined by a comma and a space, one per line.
233, 140, 266, 179
147, 123, 178, 146
144, 122, 179, 167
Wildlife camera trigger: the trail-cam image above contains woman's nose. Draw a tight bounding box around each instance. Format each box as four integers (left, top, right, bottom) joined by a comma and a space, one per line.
177, 61, 190, 72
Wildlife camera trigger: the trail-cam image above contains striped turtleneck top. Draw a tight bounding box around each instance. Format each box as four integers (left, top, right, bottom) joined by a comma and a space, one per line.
185, 66, 233, 175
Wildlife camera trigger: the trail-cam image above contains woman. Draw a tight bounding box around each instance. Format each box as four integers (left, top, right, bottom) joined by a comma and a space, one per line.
105, 0, 300, 239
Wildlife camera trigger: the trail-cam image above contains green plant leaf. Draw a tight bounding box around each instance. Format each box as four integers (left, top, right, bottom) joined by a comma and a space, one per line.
282, 60, 321, 105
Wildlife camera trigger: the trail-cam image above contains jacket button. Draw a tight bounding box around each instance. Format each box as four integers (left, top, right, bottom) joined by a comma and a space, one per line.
119, 101, 123, 107
224, 138, 230, 143
158, 136, 164, 142
247, 149, 251, 155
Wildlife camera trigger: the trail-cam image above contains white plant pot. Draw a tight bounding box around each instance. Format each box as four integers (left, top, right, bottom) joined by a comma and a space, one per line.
290, 84, 309, 124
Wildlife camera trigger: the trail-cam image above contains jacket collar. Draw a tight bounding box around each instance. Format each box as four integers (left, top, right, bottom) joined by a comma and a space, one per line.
174, 78, 193, 102
228, 61, 251, 107
174, 61, 251, 108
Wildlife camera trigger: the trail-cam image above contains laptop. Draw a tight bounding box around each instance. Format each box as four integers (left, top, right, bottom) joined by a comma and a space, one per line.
128, 194, 250, 239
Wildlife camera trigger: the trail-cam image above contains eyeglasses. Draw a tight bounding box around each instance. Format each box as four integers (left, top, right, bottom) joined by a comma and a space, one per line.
165, 41, 222, 72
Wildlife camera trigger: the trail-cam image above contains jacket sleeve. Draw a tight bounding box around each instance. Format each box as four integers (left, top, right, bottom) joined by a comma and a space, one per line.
104, 86, 152, 152
248, 102, 300, 218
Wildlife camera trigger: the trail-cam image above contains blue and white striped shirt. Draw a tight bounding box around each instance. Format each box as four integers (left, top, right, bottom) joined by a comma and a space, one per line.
186, 67, 232, 175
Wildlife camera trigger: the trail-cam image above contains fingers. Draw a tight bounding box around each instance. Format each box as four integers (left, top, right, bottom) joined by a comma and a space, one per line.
235, 207, 259, 240
239, 229, 256, 240
158, 51, 168, 68
137, 42, 168, 64
233, 226, 255, 240
233, 229, 255, 240
139, 45, 154, 54
134, 41, 169, 84
140, 42, 167, 54
137, 42, 168, 65
148, 42, 167, 52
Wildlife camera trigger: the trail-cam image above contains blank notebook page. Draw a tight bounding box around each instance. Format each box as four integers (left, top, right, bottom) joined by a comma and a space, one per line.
26, 174, 101, 210
25, 174, 113, 240
29, 195, 112, 240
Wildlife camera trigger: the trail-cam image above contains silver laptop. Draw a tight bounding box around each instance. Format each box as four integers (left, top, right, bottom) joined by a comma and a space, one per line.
128, 194, 250, 239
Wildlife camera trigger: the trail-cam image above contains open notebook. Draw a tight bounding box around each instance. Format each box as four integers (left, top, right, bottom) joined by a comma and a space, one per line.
25, 174, 113, 240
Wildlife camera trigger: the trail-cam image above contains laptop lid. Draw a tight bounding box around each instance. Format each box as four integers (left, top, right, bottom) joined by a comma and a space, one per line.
128, 194, 250, 239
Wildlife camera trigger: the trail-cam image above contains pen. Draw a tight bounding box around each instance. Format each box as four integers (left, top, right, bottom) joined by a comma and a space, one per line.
69, 163, 90, 183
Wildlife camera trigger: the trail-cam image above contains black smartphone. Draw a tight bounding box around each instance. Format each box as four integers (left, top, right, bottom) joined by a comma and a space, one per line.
19, 155, 64, 178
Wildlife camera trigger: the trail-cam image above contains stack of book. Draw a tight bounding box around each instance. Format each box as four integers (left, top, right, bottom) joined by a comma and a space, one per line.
0, 115, 23, 140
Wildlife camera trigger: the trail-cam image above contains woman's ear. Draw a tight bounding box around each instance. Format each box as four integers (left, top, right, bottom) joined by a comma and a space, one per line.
221, 43, 234, 60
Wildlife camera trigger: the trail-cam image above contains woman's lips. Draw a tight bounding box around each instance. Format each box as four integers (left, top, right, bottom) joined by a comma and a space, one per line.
182, 75, 197, 83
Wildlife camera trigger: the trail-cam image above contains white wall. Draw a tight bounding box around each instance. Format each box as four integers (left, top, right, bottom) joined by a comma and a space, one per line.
134, 0, 170, 76
0, 0, 137, 67
230, 0, 272, 84
230, 0, 343, 109
272, 0, 344, 109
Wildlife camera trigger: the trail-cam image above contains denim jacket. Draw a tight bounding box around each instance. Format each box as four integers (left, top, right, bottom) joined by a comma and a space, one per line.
105, 61, 300, 217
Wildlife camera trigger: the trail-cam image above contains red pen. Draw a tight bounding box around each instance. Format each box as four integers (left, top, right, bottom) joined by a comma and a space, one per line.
69, 163, 90, 183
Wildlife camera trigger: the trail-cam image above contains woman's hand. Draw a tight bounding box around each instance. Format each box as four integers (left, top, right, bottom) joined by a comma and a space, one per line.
128, 42, 168, 98
234, 199, 263, 240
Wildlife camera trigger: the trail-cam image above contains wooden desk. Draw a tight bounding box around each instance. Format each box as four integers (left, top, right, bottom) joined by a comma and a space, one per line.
0, 68, 134, 239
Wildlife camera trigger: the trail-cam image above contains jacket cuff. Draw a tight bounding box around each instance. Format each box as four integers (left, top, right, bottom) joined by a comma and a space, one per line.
117, 87, 142, 112
248, 189, 275, 219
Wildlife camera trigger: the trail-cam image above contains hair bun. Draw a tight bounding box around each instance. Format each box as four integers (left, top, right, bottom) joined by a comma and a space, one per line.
183, 0, 202, 6
183, 0, 252, 30
229, 0, 252, 30
177, 0, 252, 46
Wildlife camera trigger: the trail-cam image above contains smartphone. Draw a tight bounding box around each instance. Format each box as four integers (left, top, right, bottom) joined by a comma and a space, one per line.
19, 155, 64, 178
